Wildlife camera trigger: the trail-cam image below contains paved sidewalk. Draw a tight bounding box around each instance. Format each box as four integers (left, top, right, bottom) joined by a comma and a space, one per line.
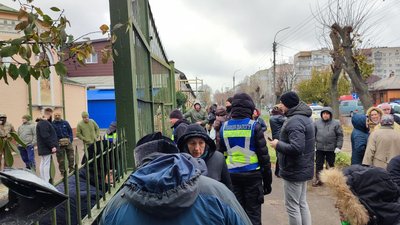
262, 175, 341, 225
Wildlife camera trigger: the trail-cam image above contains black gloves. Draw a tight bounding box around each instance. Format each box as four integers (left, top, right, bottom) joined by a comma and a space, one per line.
261, 166, 272, 195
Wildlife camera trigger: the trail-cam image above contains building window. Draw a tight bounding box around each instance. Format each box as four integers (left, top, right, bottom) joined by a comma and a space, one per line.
85, 53, 98, 64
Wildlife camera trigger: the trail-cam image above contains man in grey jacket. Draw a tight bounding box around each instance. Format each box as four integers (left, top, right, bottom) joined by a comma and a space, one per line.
313, 107, 343, 186
17, 115, 37, 170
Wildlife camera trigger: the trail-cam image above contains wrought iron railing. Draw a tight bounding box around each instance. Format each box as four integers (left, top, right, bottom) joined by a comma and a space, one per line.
33, 129, 130, 225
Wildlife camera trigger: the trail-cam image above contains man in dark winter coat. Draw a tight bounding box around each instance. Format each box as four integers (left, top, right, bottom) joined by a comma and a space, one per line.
388, 155, 400, 188
351, 114, 369, 165
343, 165, 400, 225
313, 107, 343, 186
178, 123, 233, 190
100, 133, 252, 225
270, 91, 314, 225
219, 93, 272, 225
36, 108, 59, 183
169, 109, 190, 143
269, 105, 286, 177
52, 111, 74, 174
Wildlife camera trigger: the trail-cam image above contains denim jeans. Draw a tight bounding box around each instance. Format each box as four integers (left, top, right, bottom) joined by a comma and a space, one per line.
18, 145, 36, 169
283, 180, 312, 225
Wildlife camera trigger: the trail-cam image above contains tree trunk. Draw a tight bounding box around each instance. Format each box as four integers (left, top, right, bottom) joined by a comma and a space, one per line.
329, 30, 343, 119
331, 23, 373, 111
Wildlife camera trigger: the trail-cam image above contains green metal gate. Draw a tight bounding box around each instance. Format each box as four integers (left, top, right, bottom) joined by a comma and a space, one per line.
110, 0, 176, 169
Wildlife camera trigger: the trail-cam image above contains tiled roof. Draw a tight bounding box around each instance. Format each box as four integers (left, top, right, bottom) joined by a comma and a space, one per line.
370, 75, 400, 91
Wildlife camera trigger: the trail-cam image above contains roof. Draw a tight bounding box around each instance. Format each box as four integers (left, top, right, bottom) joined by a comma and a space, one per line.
87, 89, 115, 100
370, 75, 400, 91
62, 77, 86, 87
0, 4, 18, 13
175, 68, 196, 98
67, 76, 114, 89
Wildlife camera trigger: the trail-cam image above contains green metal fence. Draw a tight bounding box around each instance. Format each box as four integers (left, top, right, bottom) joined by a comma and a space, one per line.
110, 0, 176, 168
32, 130, 130, 225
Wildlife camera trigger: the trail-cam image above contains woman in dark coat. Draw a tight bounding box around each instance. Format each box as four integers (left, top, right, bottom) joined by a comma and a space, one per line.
178, 124, 233, 190
351, 114, 369, 165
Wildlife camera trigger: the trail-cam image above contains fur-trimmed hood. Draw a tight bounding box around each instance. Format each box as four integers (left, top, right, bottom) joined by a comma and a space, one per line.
320, 168, 370, 225
321, 166, 400, 225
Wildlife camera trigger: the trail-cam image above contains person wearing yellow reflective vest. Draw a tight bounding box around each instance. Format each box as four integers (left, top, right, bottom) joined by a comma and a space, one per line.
105, 121, 117, 143
169, 109, 190, 144
219, 93, 272, 225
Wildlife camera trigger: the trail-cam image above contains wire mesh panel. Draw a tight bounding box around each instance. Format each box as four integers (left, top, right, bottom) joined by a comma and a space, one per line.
137, 100, 154, 137
132, 0, 148, 39
152, 59, 171, 103
153, 103, 163, 133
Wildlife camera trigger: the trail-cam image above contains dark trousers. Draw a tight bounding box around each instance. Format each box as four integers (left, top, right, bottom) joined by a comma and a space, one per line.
275, 155, 280, 176
231, 171, 264, 225
315, 150, 335, 178
18, 145, 35, 169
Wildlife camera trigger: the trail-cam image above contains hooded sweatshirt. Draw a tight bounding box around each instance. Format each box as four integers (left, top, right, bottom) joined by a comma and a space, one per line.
100, 153, 252, 225
314, 107, 344, 151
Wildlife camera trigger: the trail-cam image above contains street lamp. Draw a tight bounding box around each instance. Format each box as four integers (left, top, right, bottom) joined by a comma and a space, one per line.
233, 69, 241, 93
273, 27, 290, 103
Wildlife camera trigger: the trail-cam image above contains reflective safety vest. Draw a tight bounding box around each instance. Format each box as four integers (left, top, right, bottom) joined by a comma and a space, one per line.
106, 132, 117, 142
221, 118, 259, 173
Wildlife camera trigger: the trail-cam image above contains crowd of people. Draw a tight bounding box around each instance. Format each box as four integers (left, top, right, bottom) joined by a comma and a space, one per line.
1, 90, 400, 225
0, 109, 107, 182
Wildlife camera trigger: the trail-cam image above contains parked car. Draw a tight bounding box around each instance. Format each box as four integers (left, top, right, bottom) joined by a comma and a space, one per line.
339, 100, 364, 117
310, 105, 323, 121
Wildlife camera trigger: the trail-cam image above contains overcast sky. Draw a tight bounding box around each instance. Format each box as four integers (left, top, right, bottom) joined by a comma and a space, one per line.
1, 0, 399, 92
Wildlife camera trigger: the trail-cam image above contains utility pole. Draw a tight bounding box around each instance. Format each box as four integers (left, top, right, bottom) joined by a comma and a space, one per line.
273, 27, 290, 103
233, 76, 235, 93
233, 69, 241, 93
273, 41, 277, 103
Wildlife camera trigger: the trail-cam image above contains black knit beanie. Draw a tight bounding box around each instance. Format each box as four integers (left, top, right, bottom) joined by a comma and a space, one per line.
231, 93, 255, 119
280, 91, 300, 109
169, 109, 183, 120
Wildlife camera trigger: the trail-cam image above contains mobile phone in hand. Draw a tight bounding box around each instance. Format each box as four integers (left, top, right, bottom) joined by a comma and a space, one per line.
267, 137, 273, 141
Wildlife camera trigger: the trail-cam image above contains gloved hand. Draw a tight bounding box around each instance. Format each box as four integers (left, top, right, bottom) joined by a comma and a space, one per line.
261, 167, 272, 195
334, 148, 341, 154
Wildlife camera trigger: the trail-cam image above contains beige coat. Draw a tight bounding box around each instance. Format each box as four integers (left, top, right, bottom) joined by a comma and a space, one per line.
363, 126, 400, 169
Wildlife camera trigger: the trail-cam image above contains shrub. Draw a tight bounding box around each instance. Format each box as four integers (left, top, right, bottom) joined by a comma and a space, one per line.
335, 151, 351, 167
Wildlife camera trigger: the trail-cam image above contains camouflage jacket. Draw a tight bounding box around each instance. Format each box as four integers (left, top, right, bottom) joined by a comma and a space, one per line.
0, 122, 15, 138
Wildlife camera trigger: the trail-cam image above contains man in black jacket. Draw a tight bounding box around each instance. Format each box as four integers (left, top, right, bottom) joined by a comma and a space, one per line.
219, 93, 272, 225
37, 108, 59, 183
169, 109, 190, 143
270, 91, 314, 225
